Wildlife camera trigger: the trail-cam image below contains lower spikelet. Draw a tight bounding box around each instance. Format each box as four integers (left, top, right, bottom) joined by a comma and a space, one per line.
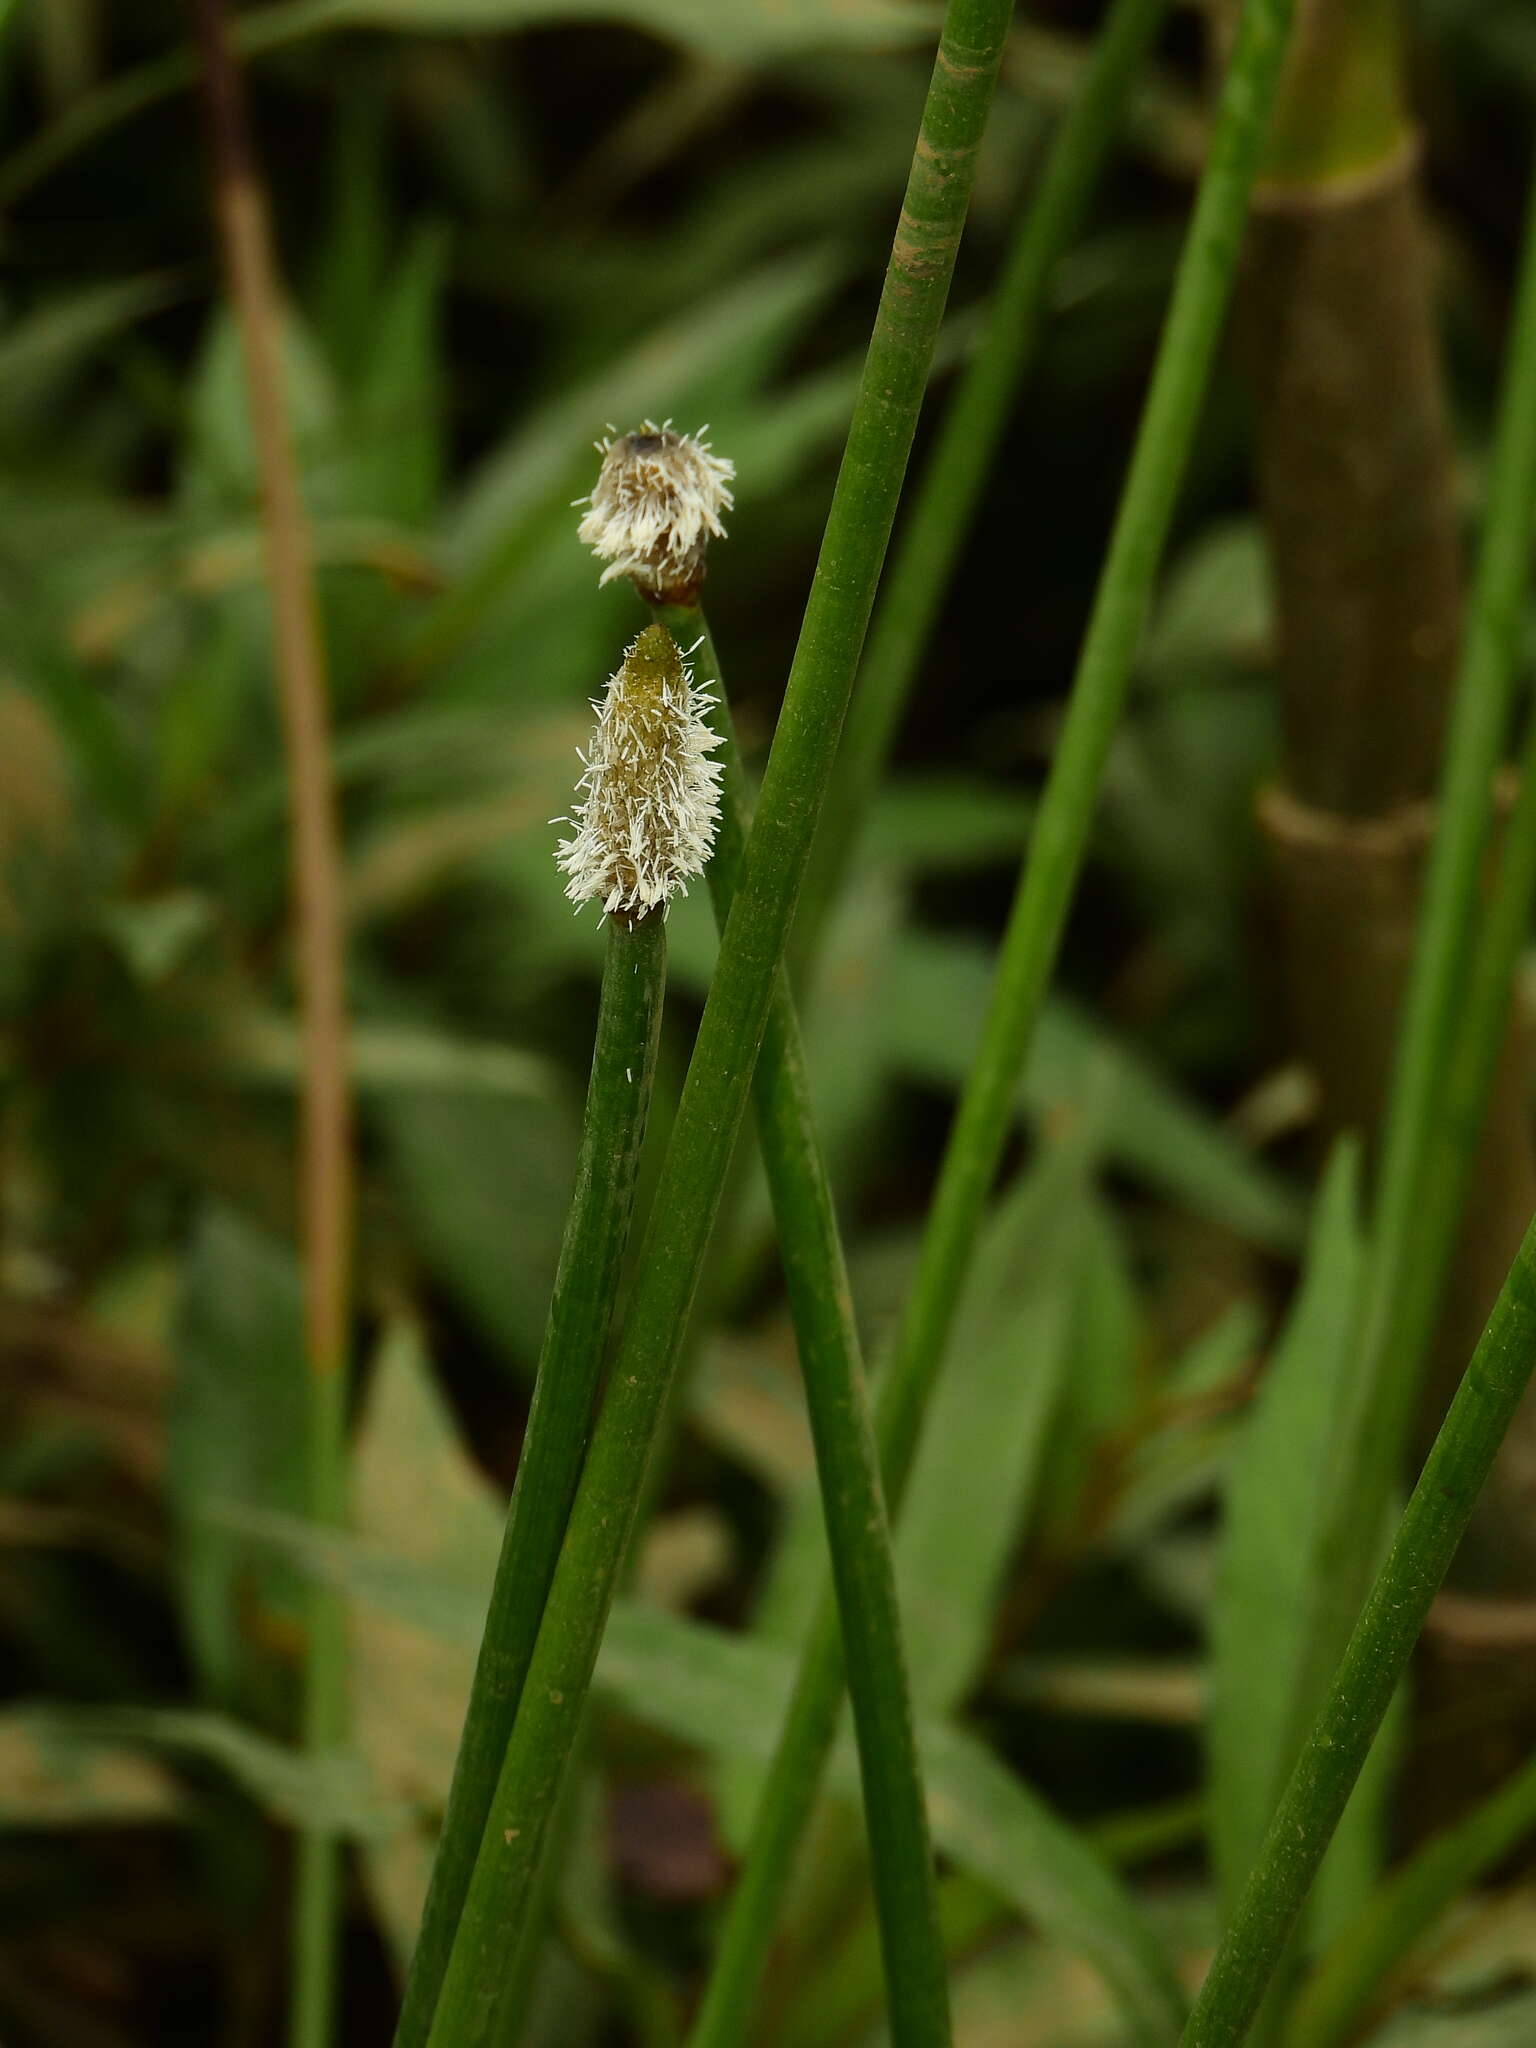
556, 625, 723, 919
575, 421, 734, 599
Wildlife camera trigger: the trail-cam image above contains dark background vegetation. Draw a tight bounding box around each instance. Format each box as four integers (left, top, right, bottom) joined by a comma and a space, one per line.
6, 2, 1536, 2042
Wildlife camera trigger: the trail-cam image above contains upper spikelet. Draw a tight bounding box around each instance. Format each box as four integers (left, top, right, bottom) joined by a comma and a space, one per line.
575, 421, 735, 602
555, 626, 723, 919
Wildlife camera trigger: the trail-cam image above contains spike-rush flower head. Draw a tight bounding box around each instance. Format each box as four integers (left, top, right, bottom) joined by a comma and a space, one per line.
575, 421, 734, 603
555, 626, 723, 920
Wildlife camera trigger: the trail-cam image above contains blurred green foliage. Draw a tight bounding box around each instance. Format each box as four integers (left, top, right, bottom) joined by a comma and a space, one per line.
3, 2, 1536, 2043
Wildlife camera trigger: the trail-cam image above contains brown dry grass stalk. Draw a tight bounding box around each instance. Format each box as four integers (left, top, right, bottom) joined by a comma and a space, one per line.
187, 1, 355, 2038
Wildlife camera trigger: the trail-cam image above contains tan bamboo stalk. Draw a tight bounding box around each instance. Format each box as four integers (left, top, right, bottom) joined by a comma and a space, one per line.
1245, 0, 1536, 1811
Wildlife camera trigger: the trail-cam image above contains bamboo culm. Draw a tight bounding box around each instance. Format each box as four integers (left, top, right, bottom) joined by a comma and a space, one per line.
1301, 146, 1536, 1707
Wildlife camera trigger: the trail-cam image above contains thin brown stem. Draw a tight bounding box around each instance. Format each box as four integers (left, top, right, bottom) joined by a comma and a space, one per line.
187, 4, 355, 2042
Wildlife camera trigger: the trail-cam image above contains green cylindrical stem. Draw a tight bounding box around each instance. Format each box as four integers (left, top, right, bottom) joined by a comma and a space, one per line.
660, 605, 948, 2048
868, 0, 1292, 1499
1289, 1739, 1536, 2048
394, 910, 666, 2048
796, 0, 1169, 967
1397, 705, 1536, 1449
422, 6, 1012, 2042
690, 1598, 847, 2048
1368, 167, 1536, 1451
687, 0, 1295, 2021
1373, 659, 1536, 1599
1180, 1213, 1536, 2047
293, 1355, 350, 2048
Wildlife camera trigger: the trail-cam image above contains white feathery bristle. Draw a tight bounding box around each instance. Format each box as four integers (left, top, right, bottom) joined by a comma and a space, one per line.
556, 625, 723, 918
576, 423, 735, 595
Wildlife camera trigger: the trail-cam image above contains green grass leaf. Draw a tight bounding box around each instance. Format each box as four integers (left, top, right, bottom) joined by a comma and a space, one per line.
604, 1597, 1187, 2045
1207, 1139, 1366, 1914
21, 1705, 400, 1835
895, 1145, 1093, 1715
1361, 1993, 1536, 2048
0, 271, 190, 427
343, 224, 449, 528
380, 1089, 580, 1378
302, 1324, 1183, 2039
168, 1205, 310, 1705
221, 1014, 555, 1101
0, 1709, 182, 1829
884, 928, 1306, 1252
301, 0, 933, 58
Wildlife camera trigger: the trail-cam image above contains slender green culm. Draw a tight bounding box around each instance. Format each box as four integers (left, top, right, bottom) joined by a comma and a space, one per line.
796, 0, 1170, 967
1180, 1213, 1536, 2047
422, 5, 1013, 2038
1377, 150, 1536, 1408
1306, 147, 1536, 1682
393, 643, 678, 2046
655, 599, 948, 2047
1396, 691, 1536, 1411
688, 0, 1296, 2019
672, 607, 874, 2048
872, 0, 1293, 1513
690, 1597, 848, 2048
293, 1363, 349, 2048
